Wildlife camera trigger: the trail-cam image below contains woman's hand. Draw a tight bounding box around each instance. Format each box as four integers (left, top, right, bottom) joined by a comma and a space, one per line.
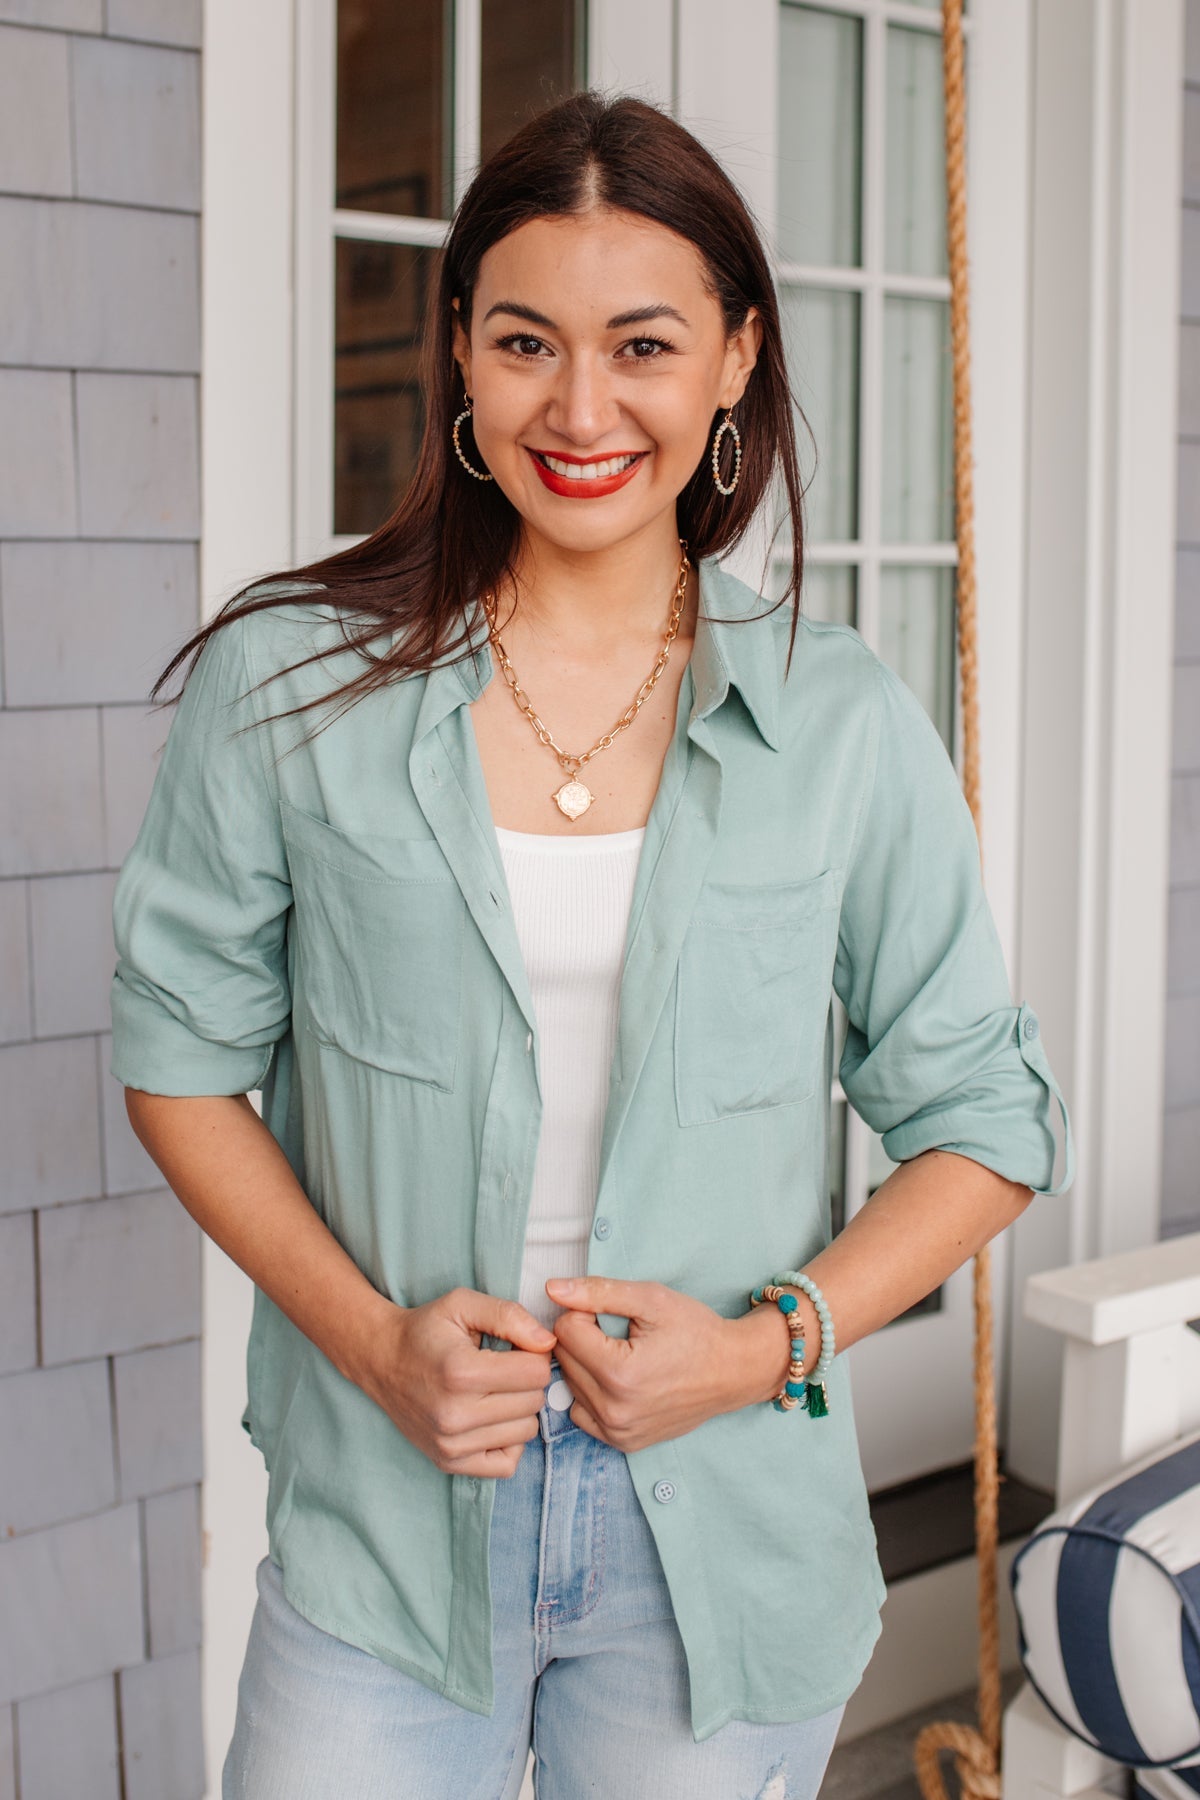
363, 1288, 557, 1479
543, 1277, 756, 1450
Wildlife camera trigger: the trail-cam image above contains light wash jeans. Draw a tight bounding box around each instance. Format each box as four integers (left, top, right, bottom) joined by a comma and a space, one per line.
222, 1358, 845, 1799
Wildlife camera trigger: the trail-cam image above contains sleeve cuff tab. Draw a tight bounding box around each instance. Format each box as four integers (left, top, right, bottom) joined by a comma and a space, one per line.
1013, 1001, 1075, 1195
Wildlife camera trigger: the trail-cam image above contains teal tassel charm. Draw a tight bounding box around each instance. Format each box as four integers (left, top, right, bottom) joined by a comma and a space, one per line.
805, 1380, 829, 1418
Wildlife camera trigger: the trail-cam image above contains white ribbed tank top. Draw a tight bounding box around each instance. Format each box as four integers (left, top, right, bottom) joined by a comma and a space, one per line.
494, 823, 645, 1335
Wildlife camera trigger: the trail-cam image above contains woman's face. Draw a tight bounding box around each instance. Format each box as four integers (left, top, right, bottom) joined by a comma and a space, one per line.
452, 206, 762, 558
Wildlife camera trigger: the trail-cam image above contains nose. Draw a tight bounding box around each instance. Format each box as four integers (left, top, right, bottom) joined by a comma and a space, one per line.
543, 353, 621, 447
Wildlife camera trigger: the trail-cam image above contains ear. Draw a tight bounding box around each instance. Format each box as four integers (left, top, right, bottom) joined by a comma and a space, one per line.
451, 297, 472, 395
720, 305, 764, 409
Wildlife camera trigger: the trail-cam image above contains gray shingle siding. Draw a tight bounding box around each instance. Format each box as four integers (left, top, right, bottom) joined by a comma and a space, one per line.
0, 9, 204, 1792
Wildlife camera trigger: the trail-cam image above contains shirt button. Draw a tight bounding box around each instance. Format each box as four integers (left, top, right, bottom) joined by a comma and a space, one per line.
593, 1216, 611, 1240
1022, 1014, 1040, 1040
525, 1031, 533, 1053
653, 1480, 676, 1503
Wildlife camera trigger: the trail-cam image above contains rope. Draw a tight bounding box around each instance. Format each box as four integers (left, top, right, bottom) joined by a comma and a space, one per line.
912, 3, 1003, 1795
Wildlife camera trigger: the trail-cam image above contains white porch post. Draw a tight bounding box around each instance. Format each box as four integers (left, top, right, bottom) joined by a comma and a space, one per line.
1006, 0, 1184, 1490
199, 4, 296, 1793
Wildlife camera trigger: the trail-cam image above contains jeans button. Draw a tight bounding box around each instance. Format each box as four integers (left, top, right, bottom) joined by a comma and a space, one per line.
653, 1480, 677, 1504
546, 1378, 574, 1411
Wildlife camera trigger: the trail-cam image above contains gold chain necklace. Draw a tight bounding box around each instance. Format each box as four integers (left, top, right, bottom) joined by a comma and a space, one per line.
481, 539, 691, 821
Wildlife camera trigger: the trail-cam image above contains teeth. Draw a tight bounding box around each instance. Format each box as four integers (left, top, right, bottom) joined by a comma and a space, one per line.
541, 453, 639, 480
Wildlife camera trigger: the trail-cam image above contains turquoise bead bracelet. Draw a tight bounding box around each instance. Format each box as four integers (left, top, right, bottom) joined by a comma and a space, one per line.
750, 1285, 808, 1411
748, 1269, 835, 1417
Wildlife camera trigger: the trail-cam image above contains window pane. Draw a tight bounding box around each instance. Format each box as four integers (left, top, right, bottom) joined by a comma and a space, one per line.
766, 554, 791, 605
885, 25, 948, 278
829, 1099, 848, 1238
766, 557, 856, 626
881, 294, 953, 543
781, 283, 860, 543
336, 0, 451, 218
480, 0, 583, 167
334, 240, 433, 537
778, 4, 863, 268
802, 562, 857, 626
879, 565, 956, 754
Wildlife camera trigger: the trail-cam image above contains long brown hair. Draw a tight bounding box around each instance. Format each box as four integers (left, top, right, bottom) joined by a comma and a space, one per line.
155, 90, 814, 735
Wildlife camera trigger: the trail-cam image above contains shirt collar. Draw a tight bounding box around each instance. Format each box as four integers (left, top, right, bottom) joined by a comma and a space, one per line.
686, 554, 783, 751
404, 552, 784, 753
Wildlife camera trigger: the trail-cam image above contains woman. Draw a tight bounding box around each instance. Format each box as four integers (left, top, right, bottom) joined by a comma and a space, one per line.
110, 91, 1074, 1799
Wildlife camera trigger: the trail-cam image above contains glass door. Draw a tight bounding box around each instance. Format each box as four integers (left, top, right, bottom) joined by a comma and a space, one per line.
766, 0, 986, 1489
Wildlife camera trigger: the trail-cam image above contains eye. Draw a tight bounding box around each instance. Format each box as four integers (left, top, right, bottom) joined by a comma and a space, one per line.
621, 336, 674, 360
494, 332, 550, 359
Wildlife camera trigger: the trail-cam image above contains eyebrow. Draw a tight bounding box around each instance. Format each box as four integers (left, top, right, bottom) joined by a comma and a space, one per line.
481, 300, 691, 330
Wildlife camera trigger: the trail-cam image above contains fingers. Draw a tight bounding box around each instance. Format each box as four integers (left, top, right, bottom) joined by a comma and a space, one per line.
442, 1441, 527, 1479
446, 1288, 556, 1357
468, 1346, 555, 1392
566, 1393, 618, 1448
443, 1291, 557, 1389
423, 1376, 549, 1475
546, 1347, 607, 1426
434, 1412, 541, 1467
544, 1276, 662, 1318
442, 1386, 548, 1431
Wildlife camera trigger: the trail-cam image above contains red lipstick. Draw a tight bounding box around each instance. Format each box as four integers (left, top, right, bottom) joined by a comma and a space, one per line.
526, 447, 647, 498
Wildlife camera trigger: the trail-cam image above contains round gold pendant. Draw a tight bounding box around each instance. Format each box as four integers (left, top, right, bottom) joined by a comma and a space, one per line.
553, 778, 594, 820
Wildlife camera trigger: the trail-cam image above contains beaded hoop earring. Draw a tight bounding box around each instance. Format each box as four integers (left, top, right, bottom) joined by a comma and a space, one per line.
452, 396, 494, 482
710, 407, 742, 496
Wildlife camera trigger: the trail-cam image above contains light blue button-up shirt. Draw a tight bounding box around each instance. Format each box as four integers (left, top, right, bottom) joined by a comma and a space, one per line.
109, 556, 1073, 1741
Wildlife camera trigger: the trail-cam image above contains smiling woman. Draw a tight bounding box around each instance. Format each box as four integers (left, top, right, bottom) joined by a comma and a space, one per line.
110, 86, 1073, 1800
454, 208, 761, 537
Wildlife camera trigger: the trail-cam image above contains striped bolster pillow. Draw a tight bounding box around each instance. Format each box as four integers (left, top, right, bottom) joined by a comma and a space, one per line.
1136, 1767, 1200, 1799
1010, 1428, 1200, 1774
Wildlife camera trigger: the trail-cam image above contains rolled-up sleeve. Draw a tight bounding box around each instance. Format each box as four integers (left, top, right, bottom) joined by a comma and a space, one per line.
109, 610, 293, 1096
832, 655, 1074, 1196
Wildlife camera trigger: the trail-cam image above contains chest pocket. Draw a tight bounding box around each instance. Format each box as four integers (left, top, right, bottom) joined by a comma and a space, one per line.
280, 800, 465, 1090
673, 868, 841, 1126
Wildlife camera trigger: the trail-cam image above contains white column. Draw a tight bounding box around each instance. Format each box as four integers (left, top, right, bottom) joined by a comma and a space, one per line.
200, 4, 297, 1792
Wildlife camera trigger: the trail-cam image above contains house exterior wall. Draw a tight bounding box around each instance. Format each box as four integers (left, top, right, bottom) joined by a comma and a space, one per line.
1168, 0, 1200, 1239
0, 4, 206, 1795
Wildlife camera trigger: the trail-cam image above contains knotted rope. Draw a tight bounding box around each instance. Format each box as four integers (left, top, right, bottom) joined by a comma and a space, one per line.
912, 3, 1004, 1796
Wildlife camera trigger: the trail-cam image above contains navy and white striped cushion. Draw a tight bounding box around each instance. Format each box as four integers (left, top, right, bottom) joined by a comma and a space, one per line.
1010, 1429, 1200, 1771
1137, 1770, 1200, 1800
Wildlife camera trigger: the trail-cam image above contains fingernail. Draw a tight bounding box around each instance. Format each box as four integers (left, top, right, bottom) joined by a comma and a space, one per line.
546, 1279, 575, 1295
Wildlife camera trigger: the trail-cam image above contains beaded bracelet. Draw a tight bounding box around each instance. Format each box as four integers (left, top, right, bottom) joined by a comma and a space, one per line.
749, 1268, 836, 1417
749, 1284, 809, 1411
